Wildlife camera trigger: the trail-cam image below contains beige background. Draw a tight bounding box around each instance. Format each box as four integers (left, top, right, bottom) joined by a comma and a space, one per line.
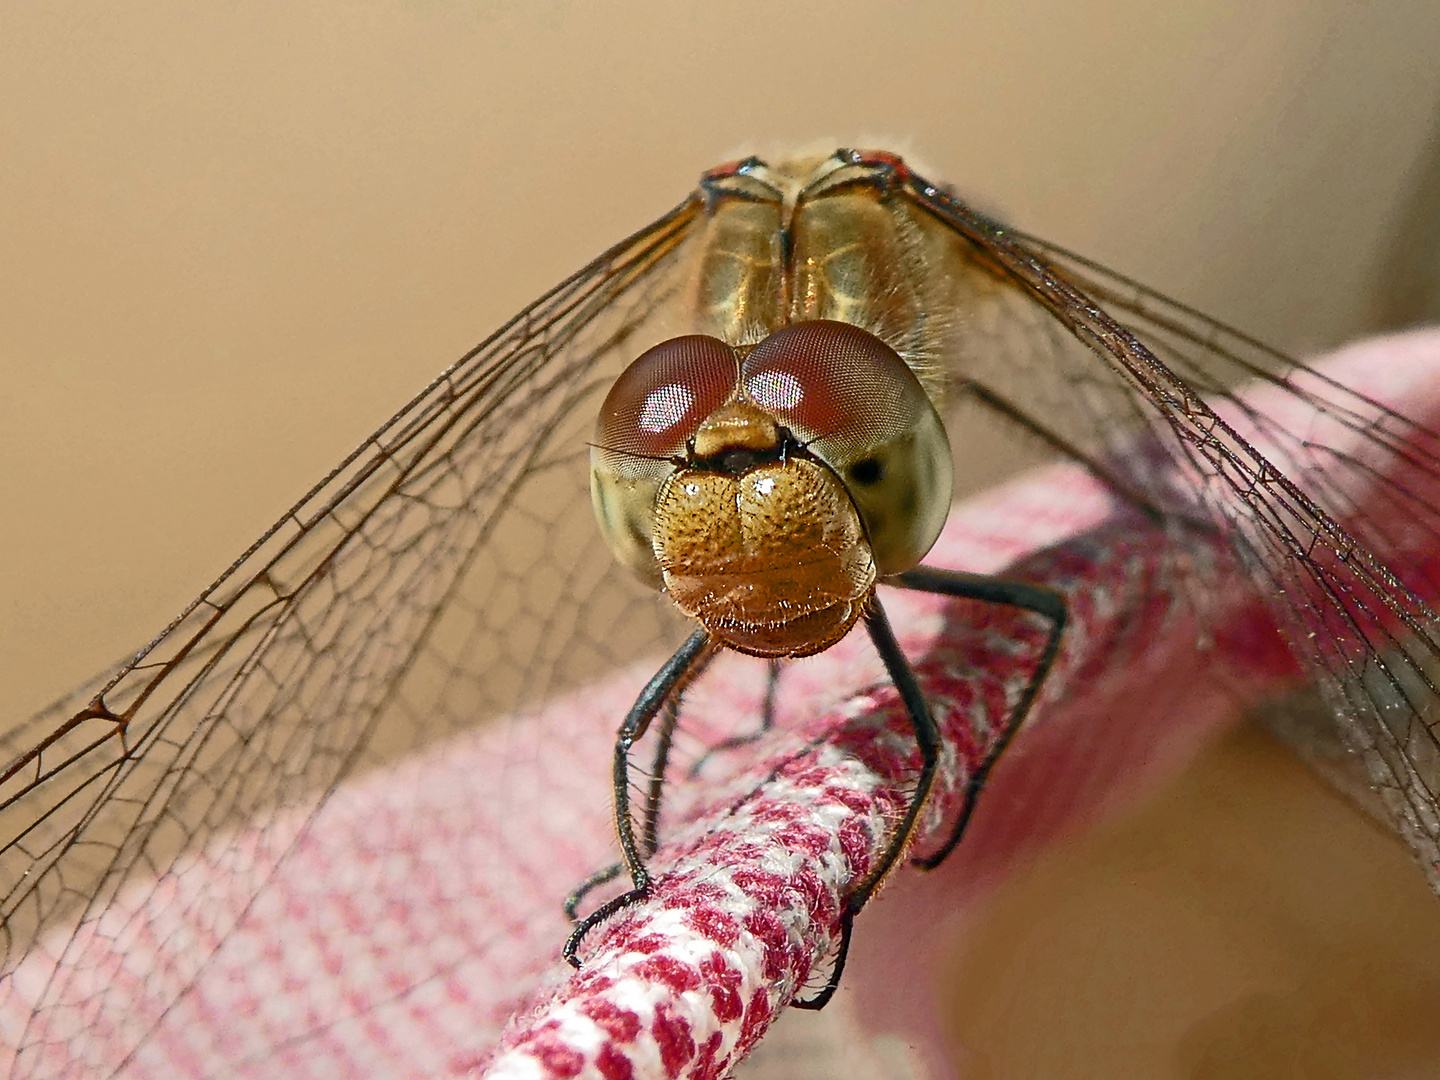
4, 3, 1440, 1076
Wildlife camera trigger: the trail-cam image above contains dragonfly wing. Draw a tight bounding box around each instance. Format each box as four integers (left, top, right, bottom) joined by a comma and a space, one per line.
0, 194, 706, 1072
904, 174, 1440, 889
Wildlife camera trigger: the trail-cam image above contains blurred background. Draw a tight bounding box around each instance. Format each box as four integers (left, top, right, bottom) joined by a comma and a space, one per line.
3, 3, 1440, 1077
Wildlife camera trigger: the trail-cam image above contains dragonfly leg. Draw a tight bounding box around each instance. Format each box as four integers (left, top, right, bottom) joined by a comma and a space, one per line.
562, 862, 624, 921
564, 627, 714, 967
563, 692, 684, 920
793, 595, 940, 1010
892, 565, 1068, 869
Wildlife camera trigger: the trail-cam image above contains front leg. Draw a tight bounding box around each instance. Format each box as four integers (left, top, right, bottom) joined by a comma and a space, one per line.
564, 628, 714, 967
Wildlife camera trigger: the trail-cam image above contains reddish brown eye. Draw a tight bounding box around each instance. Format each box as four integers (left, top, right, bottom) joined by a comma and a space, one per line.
741, 320, 954, 576
742, 321, 925, 452
596, 335, 739, 457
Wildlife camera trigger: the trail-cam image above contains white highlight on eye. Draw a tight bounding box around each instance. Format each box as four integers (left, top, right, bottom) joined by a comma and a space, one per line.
639, 384, 694, 432
747, 369, 803, 410
753, 476, 775, 495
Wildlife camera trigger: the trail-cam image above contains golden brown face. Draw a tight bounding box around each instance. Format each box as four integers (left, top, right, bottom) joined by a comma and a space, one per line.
590, 321, 953, 657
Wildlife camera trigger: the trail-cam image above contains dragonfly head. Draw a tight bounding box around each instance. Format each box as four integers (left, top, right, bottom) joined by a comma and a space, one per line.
591, 321, 953, 657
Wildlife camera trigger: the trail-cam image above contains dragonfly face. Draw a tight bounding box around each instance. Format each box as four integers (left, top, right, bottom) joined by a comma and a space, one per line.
591, 320, 953, 657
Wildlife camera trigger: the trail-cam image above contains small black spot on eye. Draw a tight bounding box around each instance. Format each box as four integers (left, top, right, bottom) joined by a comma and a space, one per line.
849, 457, 883, 486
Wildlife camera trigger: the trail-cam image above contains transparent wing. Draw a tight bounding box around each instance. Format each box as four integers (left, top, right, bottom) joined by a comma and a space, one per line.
0, 193, 706, 1068
900, 166, 1440, 887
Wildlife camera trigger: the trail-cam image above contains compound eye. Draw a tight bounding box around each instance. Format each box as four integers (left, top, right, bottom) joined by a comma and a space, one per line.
591, 335, 739, 591
742, 321, 925, 455
596, 335, 739, 458
742, 320, 953, 575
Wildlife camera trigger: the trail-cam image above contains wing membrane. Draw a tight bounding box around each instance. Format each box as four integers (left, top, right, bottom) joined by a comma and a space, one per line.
0, 193, 703, 1041
904, 170, 1440, 887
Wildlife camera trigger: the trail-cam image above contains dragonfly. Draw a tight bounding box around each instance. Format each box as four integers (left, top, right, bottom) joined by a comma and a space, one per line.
1, 148, 1438, 1079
